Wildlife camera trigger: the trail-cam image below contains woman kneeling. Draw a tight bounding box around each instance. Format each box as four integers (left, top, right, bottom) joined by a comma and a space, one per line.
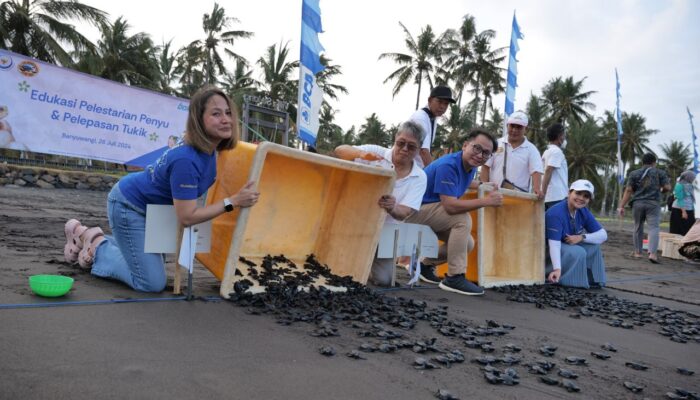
545, 179, 607, 288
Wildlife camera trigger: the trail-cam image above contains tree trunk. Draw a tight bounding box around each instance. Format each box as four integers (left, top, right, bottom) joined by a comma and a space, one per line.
415, 71, 423, 110
600, 167, 609, 215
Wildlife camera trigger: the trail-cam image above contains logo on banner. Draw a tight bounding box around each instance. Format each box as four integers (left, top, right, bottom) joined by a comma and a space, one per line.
18, 60, 39, 77
0, 53, 12, 70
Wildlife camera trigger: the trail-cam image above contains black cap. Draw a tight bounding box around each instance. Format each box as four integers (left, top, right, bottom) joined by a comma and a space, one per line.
429, 86, 456, 103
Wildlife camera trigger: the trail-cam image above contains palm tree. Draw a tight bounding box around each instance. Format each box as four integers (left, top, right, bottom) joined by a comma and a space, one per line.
191, 2, 252, 84
468, 30, 506, 124
343, 126, 357, 145
526, 93, 550, 152
484, 108, 504, 137
541, 76, 596, 127
175, 42, 206, 97
566, 117, 611, 190
76, 17, 159, 89
435, 104, 473, 152
316, 55, 348, 102
316, 103, 344, 154
0, 0, 107, 66
357, 113, 390, 146
659, 140, 692, 183
442, 14, 477, 107
379, 22, 449, 109
257, 41, 298, 104
221, 58, 259, 107
155, 39, 179, 95
619, 111, 656, 168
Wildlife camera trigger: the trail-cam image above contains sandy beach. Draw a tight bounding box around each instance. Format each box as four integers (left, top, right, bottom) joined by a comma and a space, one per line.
0, 185, 698, 399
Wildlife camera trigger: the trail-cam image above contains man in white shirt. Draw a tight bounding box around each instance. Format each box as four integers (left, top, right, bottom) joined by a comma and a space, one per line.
479, 110, 544, 199
410, 86, 455, 168
541, 123, 569, 210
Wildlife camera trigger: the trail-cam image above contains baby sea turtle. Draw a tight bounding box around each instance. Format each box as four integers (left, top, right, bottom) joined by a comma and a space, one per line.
539, 345, 558, 357
359, 343, 377, 352
480, 344, 495, 353
666, 388, 699, 400
565, 356, 588, 366
539, 376, 559, 386
503, 343, 522, 353
473, 356, 498, 365
414, 357, 440, 370
561, 379, 581, 393
435, 389, 459, 400
558, 368, 579, 379
527, 365, 548, 375
623, 381, 644, 393
346, 350, 366, 360
601, 342, 618, 352
319, 346, 336, 356
625, 361, 649, 371
499, 354, 521, 365
677, 367, 695, 376
590, 351, 611, 360
534, 359, 556, 371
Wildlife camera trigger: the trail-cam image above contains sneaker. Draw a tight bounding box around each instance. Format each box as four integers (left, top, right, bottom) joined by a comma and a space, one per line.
419, 263, 441, 284
439, 274, 485, 296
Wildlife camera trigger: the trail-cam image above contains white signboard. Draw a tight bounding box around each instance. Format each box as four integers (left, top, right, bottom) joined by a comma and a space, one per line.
0, 49, 189, 167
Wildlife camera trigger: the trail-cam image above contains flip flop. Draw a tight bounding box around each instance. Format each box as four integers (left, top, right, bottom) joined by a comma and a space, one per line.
78, 227, 105, 268
64, 219, 87, 264
649, 257, 660, 264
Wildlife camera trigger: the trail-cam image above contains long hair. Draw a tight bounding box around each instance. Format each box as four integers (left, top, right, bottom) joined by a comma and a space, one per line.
185, 86, 239, 153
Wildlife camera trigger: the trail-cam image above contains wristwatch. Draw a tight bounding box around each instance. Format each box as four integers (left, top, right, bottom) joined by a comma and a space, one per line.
223, 198, 234, 212
582, 234, 587, 240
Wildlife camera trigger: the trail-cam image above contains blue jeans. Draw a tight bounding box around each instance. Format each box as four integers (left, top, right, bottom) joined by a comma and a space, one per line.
91, 185, 167, 292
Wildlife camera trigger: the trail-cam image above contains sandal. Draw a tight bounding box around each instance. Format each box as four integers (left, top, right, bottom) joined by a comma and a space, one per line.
78, 227, 105, 268
64, 219, 88, 264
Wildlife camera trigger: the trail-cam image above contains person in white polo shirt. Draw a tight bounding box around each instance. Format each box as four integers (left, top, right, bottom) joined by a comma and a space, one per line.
334, 120, 427, 286
409, 86, 456, 168
479, 110, 544, 199
541, 123, 569, 210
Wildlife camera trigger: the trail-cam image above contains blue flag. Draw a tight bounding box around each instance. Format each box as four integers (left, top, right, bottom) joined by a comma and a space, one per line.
297, 0, 325, 146
504, 12, 523, 118
615, 69, 624, 184
689, 107, 697, 174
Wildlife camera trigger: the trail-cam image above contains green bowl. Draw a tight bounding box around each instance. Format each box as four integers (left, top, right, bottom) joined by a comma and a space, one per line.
29, 275, 74, 297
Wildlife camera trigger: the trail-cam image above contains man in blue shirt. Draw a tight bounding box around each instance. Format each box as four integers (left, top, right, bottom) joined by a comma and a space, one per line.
406, 128, 503, 295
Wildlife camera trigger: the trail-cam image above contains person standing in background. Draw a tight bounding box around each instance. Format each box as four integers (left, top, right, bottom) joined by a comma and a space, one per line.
541, 123, 569, 210
670, 170, 696, 236
618, 152, 671, 263
409, 86, 455, 168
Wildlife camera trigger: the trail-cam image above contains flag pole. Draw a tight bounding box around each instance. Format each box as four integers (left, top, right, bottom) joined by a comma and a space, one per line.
615, 69, 624, 229
503, 11, 523, 137
688, 107, 697, 174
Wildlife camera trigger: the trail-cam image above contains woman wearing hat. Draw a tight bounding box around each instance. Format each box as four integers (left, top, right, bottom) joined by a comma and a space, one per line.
544, 179, 607, 288
670, 170, 696, 236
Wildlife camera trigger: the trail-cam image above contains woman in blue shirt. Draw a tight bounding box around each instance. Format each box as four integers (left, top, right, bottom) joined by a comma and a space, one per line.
545, 179, 607, 288
62, 86, 260, 292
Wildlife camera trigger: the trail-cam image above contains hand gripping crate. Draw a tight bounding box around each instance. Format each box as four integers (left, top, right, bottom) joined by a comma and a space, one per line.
436, 186, 545, 288
196, 142, 396, 298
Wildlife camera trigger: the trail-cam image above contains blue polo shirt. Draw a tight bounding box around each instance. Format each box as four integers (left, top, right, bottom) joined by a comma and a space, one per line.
545, 199, 602, 242
119, 143, 217, 212
422, 151, 476, 204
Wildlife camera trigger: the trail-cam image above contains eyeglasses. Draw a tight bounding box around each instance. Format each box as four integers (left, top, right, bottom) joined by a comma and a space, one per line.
395, 140, 419, 152
470, 143, 493, 159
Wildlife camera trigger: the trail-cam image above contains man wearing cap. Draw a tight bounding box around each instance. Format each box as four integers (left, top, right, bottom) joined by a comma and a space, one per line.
541, 123, 569, 210
410, 85, 456, 168
480, 110, 544, 199
545, 179, 608, 288
406, 128, 503, 296
618, 152, 671, 263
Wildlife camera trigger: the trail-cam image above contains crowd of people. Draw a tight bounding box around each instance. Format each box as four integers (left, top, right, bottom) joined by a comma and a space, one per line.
60, 84, 687, 295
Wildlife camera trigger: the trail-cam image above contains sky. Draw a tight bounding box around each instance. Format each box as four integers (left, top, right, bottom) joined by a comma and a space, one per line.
78, 0, 700, 155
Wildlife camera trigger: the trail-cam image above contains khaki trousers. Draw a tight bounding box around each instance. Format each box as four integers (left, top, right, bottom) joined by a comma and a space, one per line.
406, 202, 474, 276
